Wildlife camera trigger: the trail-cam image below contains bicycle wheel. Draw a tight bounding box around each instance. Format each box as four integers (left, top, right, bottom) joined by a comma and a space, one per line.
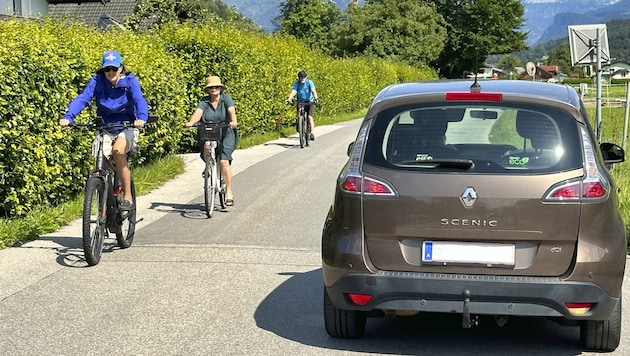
204, 150, 217, 218
298, 112, 306, 148
82, 177, 106, 266
116, 179, 136, 249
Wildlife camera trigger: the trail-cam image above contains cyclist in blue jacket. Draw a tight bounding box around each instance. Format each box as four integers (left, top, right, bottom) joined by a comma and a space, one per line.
60, 50, 149, 210
286, 70, 319, 140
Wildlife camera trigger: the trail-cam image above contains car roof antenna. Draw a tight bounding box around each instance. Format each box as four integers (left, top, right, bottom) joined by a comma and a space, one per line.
470, 72, 481, 93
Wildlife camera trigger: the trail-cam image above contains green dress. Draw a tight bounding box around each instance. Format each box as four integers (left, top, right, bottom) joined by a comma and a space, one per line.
197, 93, 236, 161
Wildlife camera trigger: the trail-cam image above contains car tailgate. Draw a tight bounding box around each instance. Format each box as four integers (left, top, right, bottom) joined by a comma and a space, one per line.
362, 166, 583, 276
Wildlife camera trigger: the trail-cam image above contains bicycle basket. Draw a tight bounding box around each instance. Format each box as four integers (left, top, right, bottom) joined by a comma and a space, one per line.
198, 122, 223, 142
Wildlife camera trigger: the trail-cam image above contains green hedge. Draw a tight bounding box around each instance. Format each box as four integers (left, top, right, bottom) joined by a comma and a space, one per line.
562, 78, 593, 84
0, 18, 434, 218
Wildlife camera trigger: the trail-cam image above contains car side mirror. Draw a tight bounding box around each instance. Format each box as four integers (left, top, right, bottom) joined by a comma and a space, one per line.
600, 142, 625, 164
347, 142, 355, 157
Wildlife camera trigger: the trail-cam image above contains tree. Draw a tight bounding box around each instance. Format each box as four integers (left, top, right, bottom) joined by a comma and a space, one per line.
125, 0, 212, 31
428, 0, 528, 78
547, 44, 580, 76
496, 54, 522, 79
274, 0, 343, 54
334, 0, 447, 66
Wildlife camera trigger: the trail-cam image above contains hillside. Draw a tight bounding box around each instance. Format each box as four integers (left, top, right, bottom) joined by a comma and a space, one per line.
522, 0, 630, 45
526, 0, 630, 45
511, 17, 630, 65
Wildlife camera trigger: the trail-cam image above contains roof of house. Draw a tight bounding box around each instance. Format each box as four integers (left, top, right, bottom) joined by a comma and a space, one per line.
521, 65, 555, 81
538, 65, 559, 75
47, 0, 136, 28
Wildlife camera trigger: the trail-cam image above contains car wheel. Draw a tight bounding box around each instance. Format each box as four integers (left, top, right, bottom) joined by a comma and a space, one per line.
580, 297, 621, 351
323, 287, 366, 338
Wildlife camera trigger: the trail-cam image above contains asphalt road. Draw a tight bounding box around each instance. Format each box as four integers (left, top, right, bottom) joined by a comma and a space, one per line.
1, 118, 629, 355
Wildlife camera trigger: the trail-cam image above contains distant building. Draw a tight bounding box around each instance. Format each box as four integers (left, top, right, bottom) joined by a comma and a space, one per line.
466, 64, 506, 79
601, 61, 630, 81
1, 0, 136, 31
521, 65, 560, 82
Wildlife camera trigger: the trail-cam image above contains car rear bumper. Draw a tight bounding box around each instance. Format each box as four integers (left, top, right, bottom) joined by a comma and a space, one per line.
325, 270, 619, 320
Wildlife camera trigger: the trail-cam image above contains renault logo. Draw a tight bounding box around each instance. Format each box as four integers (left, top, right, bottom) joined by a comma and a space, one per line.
461, 187, 477, 208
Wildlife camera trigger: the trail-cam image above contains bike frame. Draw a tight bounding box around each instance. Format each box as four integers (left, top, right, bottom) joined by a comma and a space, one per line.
296, 101, 311, 148
198, 122, 227, 217
92, 133, 116, 226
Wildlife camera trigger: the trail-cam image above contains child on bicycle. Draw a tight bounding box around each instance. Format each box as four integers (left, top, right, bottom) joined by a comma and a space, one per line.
59, 50, 149, 210
286, 70, 319, 140
185, 75, 238, 207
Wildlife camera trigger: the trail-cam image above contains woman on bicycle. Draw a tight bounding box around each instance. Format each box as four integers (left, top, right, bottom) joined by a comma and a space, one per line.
59, 50, 149, 210
286, 70, 319, 140
185, 75, 238, 206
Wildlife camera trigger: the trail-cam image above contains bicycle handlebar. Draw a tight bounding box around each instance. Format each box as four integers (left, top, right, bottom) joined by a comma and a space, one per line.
69, 115, 157, 130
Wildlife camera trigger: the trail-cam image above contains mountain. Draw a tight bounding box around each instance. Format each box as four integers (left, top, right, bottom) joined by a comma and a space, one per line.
522, 0, 630, 45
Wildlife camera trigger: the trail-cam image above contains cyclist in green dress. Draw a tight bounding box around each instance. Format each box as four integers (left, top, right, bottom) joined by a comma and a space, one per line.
185, 76, 238, 206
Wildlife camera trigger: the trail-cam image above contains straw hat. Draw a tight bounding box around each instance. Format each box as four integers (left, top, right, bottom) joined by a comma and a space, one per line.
204, 76, 226, 92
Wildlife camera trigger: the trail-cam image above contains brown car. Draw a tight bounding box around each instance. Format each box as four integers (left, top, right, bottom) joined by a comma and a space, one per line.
322, 80, 626, 351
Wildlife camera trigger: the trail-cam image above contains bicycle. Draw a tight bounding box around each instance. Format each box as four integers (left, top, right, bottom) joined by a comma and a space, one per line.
287, 100, 312, 148
192, 122, 227, 218
71, 116, 155, 266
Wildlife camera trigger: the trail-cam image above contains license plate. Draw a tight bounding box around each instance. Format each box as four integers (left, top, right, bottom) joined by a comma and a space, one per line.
422, 241, 515, 266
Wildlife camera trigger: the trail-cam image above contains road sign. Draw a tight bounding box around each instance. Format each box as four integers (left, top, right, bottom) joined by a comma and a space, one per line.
568, 24, 610, 66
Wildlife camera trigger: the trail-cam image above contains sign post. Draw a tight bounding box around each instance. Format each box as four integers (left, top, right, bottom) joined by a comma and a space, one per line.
568, 24, 610, 142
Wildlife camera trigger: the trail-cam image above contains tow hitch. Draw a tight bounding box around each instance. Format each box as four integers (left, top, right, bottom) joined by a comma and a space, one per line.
462, 290, 479, 328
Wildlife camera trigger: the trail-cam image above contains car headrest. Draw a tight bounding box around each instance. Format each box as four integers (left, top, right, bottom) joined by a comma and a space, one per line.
409, 110, 448, 137
515, 111, 559, 150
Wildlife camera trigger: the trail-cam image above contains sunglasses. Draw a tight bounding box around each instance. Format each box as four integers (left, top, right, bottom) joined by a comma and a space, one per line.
207, 86, 221, 90
104, 66, 119, 73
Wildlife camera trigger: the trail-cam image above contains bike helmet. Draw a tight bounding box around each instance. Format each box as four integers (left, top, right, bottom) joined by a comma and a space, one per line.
298, 70, 307, 79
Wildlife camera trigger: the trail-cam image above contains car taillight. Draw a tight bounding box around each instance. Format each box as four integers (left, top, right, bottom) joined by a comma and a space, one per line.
347, 293, 372, 306
546, 126, 611, 202
445, 92, 503, 101
341, 174, 395, 195
546, 180, 608, 200
339, 119, 396, 196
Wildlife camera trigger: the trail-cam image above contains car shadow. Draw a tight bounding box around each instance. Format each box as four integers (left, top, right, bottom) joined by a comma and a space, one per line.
254, 268, 583, 355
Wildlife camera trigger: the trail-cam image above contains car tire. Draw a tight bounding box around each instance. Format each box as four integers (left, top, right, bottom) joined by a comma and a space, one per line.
580, 297, 621, 351
323, 287, 366, 338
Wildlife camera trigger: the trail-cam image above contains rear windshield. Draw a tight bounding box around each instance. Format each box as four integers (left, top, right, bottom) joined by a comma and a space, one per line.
363, 104, 583, 174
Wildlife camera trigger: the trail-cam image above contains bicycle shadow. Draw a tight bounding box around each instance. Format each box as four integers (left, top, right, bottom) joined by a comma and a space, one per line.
263, 142, 296, 149
263, 139, 301, 149
26, 234, 121, 268
148, 201, 229, 219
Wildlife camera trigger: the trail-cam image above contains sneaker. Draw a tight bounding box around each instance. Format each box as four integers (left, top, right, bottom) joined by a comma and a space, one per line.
120, 200, 134, 211
309, 133, 315, 141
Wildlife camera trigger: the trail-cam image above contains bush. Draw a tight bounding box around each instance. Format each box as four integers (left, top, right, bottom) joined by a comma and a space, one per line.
0, 18, 434, 218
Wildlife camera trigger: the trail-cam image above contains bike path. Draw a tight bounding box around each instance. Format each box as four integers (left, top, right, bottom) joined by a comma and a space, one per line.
0, 123, 349, 301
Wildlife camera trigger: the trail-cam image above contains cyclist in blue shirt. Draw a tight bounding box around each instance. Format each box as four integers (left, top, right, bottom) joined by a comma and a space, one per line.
60, 50, 149, 210
286, 70, 319, 140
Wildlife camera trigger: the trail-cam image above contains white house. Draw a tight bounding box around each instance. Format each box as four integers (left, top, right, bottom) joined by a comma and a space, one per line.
1, 0, 110, 21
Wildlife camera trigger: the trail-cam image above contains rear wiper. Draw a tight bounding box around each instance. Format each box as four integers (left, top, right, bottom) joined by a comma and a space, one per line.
399, 159, 475, 169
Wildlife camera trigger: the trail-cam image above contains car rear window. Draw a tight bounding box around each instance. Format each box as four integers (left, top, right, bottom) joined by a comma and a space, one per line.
363, 104, 583, 174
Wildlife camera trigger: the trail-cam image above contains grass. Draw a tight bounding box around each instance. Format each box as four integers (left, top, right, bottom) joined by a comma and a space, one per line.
0, 109, 367, 250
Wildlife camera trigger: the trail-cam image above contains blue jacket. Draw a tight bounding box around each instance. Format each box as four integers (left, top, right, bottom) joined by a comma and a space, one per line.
63, 72, 149, 132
